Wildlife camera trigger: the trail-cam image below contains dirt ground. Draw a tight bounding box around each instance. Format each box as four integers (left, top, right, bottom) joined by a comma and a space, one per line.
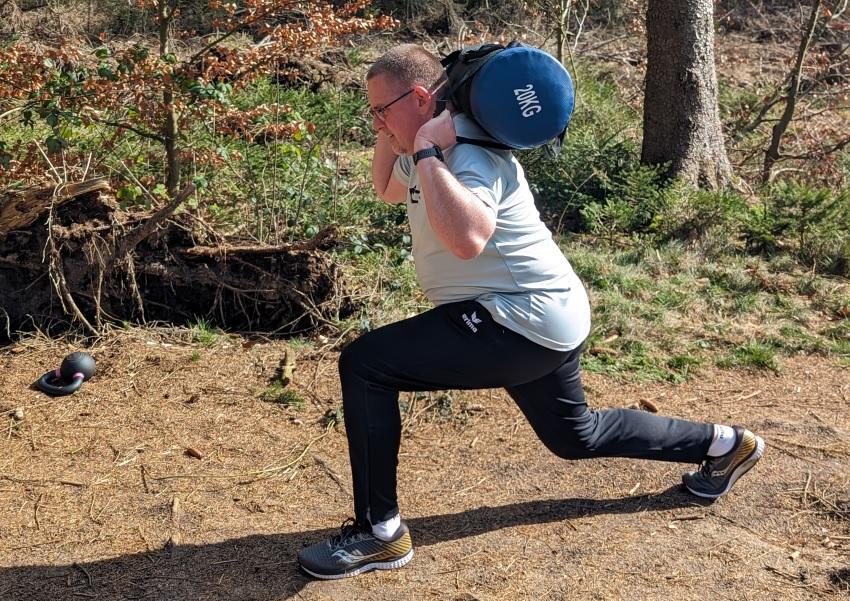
0, 330, 848, 601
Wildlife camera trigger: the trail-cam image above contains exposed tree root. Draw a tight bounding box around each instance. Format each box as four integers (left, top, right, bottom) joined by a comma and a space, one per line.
0, 179, 352, 340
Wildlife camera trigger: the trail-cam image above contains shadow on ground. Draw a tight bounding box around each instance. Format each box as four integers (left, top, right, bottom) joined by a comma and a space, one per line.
0, 486, 706, 600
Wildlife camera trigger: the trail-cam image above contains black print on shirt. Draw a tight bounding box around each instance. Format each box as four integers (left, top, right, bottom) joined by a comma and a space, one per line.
409, 186, 420, 204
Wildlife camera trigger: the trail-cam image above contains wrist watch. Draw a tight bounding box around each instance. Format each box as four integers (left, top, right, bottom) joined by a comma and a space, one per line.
412, 145, 444, 165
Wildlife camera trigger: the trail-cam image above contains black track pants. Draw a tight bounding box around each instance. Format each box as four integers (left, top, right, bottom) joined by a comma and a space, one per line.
339, 300, 714, 526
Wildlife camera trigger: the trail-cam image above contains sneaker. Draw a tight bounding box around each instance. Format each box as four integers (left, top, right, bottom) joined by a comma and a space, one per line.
297, 518, 414, 580
683, 426, 764, 499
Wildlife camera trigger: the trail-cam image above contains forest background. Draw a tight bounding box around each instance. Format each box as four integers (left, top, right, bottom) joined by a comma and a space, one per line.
0, 0, 848, 379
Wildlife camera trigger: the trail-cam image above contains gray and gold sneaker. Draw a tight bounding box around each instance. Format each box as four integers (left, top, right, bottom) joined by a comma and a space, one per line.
298, 519, 413, 580
683, 426, 765, 499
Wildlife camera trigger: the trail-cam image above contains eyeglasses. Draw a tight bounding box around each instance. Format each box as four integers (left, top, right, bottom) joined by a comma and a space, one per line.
370, 88, 413, 121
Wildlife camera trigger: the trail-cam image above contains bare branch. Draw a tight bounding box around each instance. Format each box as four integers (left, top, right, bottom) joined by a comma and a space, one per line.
113, 184, 196, 261
91, 118, 166, 143
762, 0, 823, 183
779, 135, 850, 160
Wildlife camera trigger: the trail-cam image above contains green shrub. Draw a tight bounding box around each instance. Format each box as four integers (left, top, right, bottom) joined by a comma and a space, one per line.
524, 64, 646, 234
578, 162, 669, 238
649, 185, 747, 256
176, 79, 380, 242
744, 182, 850, 276
527, 133, 643, 232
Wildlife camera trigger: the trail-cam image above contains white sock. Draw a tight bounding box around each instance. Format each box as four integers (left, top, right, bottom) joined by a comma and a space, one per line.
371, 514, 401, 541
707, 424, 737, 457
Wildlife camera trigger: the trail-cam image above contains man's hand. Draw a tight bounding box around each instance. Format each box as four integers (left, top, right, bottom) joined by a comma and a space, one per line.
414, 110, 456, 153
376, 130, 400, 156
372, 130, 406, 203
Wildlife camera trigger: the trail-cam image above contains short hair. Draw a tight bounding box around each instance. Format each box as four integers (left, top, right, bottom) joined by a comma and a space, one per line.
367, 44, 444, 90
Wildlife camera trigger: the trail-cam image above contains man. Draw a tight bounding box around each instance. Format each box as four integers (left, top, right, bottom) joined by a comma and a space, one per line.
297, 44, 764, 580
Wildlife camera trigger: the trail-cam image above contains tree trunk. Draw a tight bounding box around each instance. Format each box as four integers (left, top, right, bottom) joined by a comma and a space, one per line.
556, 0, 568, 65
159, 1, 180, 198
641, 0, 732, 189
0, 178, 110, 234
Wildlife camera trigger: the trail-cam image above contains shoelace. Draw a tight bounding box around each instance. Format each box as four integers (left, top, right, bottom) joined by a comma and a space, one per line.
331, 518, 369, 548
699, 437, 741, 472
696, 459, 713, 475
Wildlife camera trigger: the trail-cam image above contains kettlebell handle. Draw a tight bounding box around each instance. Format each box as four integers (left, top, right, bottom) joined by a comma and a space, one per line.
34, 352, 95, 397
36, 368, 85, 396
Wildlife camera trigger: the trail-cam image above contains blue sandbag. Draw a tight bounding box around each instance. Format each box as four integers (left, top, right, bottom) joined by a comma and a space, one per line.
441, 43, 575, 151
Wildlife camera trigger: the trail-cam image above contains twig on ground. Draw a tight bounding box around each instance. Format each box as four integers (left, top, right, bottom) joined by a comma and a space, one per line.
140, 466, 150, 493
803, 471, 812, 507
456, 476, 489, 496
770, 436, 848, 457
766, 441, 824, 464
0, 475, 87, 487
313, 456, 350, 497
34, 493, 43, 529
73, 563, 93, 587
152, 422, 333, 483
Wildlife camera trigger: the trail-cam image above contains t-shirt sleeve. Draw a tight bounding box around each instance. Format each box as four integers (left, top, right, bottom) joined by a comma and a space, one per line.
446, 145, 503, 212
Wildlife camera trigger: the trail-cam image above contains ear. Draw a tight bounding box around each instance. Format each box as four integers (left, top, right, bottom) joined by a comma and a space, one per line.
412, 85, 435, 115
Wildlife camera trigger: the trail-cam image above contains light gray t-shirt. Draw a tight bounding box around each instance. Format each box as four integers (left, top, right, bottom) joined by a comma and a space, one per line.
392, 113, 591, 351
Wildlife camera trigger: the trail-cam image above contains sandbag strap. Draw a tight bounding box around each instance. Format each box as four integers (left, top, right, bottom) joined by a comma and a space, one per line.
439, 41, 521, 112
543, 127, 568, 159
455, 136, 512, 151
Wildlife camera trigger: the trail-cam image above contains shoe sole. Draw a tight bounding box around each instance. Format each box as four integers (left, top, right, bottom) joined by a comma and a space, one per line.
299, 548, 414, 580
685, 435, 765, 499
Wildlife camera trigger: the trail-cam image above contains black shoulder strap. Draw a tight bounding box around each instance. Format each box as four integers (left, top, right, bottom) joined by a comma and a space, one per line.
440, 40, 525, 152
441, 54, 497, 108
438, 42, 507, 113
455, 136, 511, 151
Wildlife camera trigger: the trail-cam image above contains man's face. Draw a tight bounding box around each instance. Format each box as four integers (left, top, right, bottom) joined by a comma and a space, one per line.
367, 73, 430, 155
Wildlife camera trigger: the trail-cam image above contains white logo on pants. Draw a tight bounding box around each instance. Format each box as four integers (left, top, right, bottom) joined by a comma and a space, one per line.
462, 312, 482, 333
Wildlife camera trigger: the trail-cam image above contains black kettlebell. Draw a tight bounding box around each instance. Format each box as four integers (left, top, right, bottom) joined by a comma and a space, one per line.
35, 352, 96, 396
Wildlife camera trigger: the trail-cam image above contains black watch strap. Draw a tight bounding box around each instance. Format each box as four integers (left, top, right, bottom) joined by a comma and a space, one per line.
412, 145, 444, 165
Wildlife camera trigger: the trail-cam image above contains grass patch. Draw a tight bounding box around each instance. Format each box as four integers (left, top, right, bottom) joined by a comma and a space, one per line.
718, 341, 780, 373
260, 382, 304, 409
189, 318, 223, 346
553, 237, 848, 382
666, 354, 704, 379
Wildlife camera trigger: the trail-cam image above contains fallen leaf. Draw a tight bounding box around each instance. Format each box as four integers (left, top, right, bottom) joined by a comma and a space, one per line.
639, 399, 659, 413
